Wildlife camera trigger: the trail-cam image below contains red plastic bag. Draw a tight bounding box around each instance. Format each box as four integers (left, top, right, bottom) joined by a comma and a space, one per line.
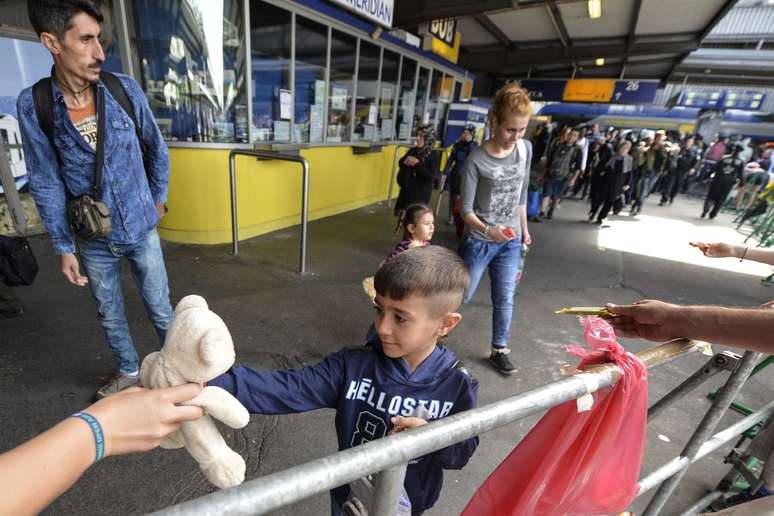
463, 316, 648, 516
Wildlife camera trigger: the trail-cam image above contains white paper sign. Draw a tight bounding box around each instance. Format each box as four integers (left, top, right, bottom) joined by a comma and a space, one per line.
280, 89, 292, 120
368, 104, 377, 125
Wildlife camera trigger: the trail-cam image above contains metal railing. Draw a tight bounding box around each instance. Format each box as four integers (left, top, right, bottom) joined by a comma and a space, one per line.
148, 338, 769, 516
228, 150, 309, 274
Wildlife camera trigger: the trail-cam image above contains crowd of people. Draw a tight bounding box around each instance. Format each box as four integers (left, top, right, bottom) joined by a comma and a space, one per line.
527, 122, 774, 224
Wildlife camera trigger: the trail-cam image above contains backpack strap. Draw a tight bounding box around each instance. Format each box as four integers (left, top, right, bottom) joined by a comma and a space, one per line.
99, 71, 147, 162
31, 77, 57, 161
452, 359, 478, 385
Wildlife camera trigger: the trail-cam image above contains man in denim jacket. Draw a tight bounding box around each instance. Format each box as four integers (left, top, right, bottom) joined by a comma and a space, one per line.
17, 0, 173, 398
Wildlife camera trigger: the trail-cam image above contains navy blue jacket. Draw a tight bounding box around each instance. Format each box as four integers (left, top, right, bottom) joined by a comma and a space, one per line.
210, 341, 479, 512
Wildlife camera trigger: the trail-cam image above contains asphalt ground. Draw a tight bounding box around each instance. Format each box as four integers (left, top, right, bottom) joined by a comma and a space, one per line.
1, 191, 773, 516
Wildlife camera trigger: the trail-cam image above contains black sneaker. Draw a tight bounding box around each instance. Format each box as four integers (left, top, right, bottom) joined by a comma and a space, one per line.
489, 349, 516, 375
0, 306, 24, 319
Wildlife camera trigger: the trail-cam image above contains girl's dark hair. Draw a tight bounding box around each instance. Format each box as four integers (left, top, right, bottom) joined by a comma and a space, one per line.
28, 0, 103, 39
402, 204, 433, 237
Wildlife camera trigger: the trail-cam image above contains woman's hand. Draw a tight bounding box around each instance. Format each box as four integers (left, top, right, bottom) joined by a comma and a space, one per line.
87, 383, 204, 457
404, 156, 419, 167
689, 241, 737, 258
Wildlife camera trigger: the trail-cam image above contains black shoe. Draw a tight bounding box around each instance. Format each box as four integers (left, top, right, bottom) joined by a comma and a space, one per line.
0, 306, 24, 319
701, 211, 706, 219
489, 349, 516, 375
594, 219, 603, 225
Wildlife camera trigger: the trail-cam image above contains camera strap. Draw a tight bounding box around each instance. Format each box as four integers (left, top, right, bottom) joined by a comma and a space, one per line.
93, 86, 106, 201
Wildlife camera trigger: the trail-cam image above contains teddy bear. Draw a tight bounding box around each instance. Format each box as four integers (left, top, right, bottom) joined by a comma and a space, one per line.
140, 294, 250, 489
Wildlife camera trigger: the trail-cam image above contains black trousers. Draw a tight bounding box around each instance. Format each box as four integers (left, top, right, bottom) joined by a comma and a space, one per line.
703, 181, 735, 219
0, 280, 22, 312
660, 171, 686, 204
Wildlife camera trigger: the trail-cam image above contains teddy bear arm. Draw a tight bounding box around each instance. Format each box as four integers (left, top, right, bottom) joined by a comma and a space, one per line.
182, 386, 250, 429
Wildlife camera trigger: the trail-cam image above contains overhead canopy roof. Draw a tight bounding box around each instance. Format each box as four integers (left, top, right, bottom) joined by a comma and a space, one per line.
394, 0, 739, 84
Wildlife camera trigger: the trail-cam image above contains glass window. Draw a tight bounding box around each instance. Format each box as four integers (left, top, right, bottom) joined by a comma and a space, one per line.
377, 50, 399, 141
413, 67, 429, 137
353, 40, 380, 142
426, 70, 442, 133
0, 37, 51, 119
294, 16, 327, 144
327, 29, 356, 143
249, 1, 291, 142
132, 0, 248, 143
396, 57, 416, 141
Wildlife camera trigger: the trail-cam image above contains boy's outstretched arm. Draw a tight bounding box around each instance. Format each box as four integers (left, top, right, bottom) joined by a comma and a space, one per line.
209, 350, 347, 414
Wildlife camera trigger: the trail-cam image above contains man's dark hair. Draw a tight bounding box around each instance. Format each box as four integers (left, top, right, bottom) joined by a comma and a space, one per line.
374, 246, 470, 314
28, 0, 103, 39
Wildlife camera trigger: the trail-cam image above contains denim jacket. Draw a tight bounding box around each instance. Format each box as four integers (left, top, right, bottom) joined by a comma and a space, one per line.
17, 73, 169, 255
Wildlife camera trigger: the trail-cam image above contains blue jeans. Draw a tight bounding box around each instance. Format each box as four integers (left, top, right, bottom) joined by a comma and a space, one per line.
78, 229, 173, 374
635, 170, 656, 211
458, 236, 521, 349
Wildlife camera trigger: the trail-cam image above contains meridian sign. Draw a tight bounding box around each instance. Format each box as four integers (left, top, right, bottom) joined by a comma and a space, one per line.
328, 0, 394, 28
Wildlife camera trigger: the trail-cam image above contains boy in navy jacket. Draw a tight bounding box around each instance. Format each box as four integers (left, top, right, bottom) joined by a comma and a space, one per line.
210, 246, 479, 514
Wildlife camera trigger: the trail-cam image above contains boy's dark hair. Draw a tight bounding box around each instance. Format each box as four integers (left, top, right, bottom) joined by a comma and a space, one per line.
28, 0, 103, 39
402, 203, 432, 237
374, 246, 470, 314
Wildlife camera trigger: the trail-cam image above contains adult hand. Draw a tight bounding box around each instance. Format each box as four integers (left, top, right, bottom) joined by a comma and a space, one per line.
623, 185, 630, 192
155, 202, 167, 220
489, 225, 510, 243
59, 253, 88, 286
389, 416, 427, 435
691, 241, 736, 258
86, 383, 204, 457
760, 300, 774, 310
404, 156, 418, 167
606, 300, 684, 342
522, 228, 532, 245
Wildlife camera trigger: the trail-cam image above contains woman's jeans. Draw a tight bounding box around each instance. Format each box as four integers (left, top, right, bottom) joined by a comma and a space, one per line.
78, 229, 174, 375
458, 236, 521, 348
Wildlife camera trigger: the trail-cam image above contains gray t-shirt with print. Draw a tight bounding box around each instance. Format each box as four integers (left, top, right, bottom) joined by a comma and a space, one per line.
460, 139, 532, 241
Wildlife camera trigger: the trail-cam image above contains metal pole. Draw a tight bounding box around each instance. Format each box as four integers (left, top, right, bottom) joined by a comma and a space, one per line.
388, 144, 400, 206
228, 150, 309, 274
371, 463, 408, 516
677, 491, 725, 516
229, 152, 239, 256
647, 352, 736, 421
152, 340, 702, 516
0, 140, 27, 235
300, 158, 309, 275
642, 350, 762, 516
636, 399, 774, 496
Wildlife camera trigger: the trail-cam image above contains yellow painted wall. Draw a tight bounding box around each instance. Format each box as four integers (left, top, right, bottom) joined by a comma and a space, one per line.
158, 145, 401, 244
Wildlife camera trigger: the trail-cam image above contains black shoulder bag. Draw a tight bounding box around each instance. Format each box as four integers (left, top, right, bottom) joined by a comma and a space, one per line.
0, 235, 39, 286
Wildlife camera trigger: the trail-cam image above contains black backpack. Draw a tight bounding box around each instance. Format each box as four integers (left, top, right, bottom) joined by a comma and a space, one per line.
31, 70, 149, 175
0, 235, 38, 286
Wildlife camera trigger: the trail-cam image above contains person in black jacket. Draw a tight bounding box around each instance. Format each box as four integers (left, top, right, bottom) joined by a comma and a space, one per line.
702, 145, 745, 220
444, 125, 478, 235
395, 125, 438, 219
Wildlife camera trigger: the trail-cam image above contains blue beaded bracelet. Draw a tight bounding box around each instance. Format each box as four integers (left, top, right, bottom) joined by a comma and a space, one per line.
71, 412, 105, 463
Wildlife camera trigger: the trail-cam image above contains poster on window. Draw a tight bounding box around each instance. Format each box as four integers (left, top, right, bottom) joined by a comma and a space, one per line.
274, 120, 290, 141
310, 104, 324, 143
379, 87, 393, 118
280, 89, 292, 120
314, 80, 326, 107
380, 118, 394, 140
368, 104, 377, 125
331, 85, 348, 111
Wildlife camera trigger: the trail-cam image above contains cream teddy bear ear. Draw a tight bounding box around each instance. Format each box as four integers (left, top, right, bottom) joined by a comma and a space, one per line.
175, 295, 208, 315
199, 328, 231, 366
